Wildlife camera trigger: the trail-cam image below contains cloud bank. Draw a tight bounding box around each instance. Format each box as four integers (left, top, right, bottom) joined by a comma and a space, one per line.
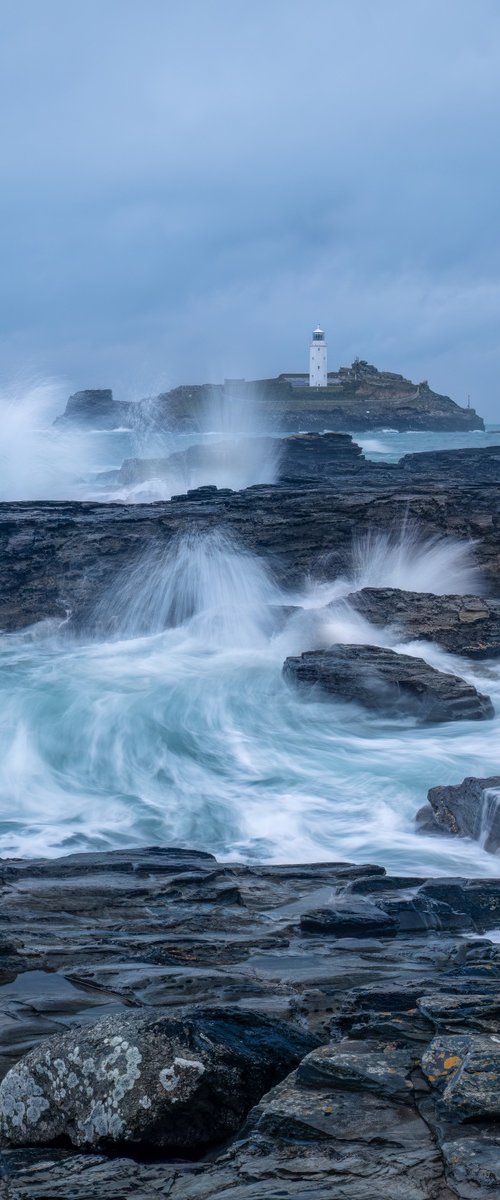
0, 0, 499, 417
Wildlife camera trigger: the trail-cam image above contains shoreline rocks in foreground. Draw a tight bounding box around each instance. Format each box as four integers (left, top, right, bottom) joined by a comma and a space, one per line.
0, 1008, 317, 1153
0, 846, 499, 1197
283, 643, 494, 722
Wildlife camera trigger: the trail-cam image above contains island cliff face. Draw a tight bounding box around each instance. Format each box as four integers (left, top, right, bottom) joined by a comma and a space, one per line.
54, 361, 484, 432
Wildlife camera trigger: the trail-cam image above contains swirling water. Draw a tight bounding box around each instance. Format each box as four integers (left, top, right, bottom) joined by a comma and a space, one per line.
1, 527, 499, 873
0, 384, 499, 871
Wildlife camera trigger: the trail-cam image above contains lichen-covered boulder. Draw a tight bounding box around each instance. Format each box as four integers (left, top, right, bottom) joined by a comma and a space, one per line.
0, 1007, 317, 1153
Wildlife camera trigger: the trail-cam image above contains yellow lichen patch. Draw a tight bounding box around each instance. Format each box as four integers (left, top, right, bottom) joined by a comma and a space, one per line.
443, 1056, 461, 1070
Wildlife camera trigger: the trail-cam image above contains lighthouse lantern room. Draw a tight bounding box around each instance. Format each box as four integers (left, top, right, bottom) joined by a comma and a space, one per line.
309, 325, 327, 387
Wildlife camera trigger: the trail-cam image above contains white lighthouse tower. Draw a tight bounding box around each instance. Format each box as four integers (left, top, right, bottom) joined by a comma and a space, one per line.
309, 325, 327, 387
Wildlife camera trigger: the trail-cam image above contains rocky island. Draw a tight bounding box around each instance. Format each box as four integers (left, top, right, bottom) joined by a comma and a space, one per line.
53, 360, 484, 433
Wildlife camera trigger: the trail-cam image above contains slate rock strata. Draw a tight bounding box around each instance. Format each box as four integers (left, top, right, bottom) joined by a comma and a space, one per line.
401, 444, 500, 480
416, 774, 500, 853
2, 472, 500, 632
283, 643, 494, 722
343, 587, 500, 658
0, 848, 499, 1197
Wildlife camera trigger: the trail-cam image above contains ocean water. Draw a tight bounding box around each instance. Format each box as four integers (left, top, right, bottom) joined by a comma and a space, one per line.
0, 388, 499, 871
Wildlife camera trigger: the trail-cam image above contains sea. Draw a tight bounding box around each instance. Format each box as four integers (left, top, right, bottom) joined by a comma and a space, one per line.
0, 381, 499, 874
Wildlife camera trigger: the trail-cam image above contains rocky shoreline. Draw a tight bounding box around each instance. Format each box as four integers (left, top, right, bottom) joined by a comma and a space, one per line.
0, 846, 499, 1197
1, 430, 500, 1196
1, 436, 500, 632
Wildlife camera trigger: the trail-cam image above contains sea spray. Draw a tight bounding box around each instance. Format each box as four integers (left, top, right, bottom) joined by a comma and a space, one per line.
94, 528, 282, 646
1, 524, 499, 871
89, 381, 282, 501
299, 524, 482, 611
0, 379, 100, 501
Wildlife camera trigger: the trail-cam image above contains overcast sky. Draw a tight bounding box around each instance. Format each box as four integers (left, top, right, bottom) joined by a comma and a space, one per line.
0, 0, 499, 417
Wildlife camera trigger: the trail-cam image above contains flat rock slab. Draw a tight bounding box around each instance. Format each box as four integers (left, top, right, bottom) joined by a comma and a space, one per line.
283, 643, 494, 723
344, 587, 500, 658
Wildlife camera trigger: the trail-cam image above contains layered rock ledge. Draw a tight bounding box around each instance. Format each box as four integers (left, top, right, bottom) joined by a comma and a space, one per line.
1, 470, 500, 632
0, 847, 499, 1198
343, 588, 500, 658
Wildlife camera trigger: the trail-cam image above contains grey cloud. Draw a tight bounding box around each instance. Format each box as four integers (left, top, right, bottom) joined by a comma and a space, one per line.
0, 0, 499, 416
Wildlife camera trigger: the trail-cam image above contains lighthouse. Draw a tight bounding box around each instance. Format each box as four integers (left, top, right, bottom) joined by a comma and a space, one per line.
309, 325, 327, 387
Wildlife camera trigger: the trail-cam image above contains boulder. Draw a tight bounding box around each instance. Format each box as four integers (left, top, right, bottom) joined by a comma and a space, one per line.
283, 643, 494, 723
416, 775, 500, 853
344, 587, 500, 658
0, 1008, 317, 1153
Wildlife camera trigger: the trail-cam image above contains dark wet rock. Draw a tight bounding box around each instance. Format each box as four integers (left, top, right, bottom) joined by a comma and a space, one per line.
1, 847, 500, 1197
0, 1007, 317, 1152
283, 643, 494, 723
421, 1033, 500, 1120
345, 588, 500, 658
300, 889, 480, 938
2, 475, 500, 631
416, 775, 500, 853
441, 1134, 500, 1197
297, 1040, 416, 1103
419, 878, 500, 929
0, 1148, 178, 1198
417, 992, 500, 1036
380, 894, 474, 933
345, 872, 427, 894
300, 900, 398, 937
233, 1067, 451, 1200
401, 444, 500, 480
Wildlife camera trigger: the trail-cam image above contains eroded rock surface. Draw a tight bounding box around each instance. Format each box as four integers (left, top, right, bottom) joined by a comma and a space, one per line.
0, 848, 499, 1197
344, 588, 500, 658
283, 643, 494, 722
